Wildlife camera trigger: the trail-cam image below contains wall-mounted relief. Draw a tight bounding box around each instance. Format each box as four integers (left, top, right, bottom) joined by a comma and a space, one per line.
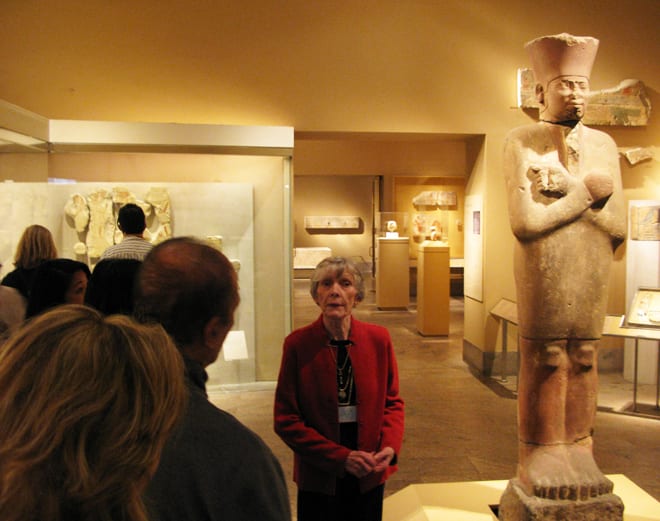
64, 186, 172, 262
304, 215, 363, 234
620, 147, 655, 166
517, 68, 651, 126
630, 204, 660, 241
412, 190, 457, 209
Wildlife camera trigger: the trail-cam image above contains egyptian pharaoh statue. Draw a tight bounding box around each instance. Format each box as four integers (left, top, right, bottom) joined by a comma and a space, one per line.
499, 34, 626, 520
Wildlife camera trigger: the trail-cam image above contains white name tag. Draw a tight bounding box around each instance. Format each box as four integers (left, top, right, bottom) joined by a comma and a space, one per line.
338, 405, 357, 423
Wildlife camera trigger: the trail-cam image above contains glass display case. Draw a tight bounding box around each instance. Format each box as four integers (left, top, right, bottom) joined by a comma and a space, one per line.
375, 211, 409, 239
410, 209, 449, 244
0, 113, 294, 389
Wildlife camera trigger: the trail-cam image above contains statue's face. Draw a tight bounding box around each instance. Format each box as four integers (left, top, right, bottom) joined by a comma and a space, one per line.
540, 75, 590, 122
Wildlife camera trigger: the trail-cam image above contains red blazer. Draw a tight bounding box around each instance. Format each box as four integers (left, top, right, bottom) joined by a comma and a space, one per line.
274, 315, 404, 494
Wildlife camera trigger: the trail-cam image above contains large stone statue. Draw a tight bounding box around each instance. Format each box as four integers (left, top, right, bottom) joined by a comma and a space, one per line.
499, 34, 626, 520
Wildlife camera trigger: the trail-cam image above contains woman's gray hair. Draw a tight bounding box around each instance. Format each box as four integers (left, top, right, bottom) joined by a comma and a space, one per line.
310, 256, 365, 302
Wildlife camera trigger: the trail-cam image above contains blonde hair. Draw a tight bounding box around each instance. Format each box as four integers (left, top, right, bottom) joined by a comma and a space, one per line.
13, 224, 58, 269
0, 305, 186, 521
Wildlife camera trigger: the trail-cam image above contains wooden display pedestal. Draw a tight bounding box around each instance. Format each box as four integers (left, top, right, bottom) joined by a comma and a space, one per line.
376, 237, 409, 310
416, 241, 449, 336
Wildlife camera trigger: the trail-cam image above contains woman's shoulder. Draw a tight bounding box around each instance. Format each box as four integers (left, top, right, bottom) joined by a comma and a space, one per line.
285, 317, 324, 343
1, 268, 31, 293
1, 268, 20, 284
351, 317, 391, 340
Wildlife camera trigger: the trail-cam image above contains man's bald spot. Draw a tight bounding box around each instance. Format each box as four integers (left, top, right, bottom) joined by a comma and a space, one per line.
135, 237, 239, 346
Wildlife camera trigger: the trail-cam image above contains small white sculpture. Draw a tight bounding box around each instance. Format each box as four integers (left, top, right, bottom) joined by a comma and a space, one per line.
64, 193, 90, 233
385, 220, 399, 238
429, 220, 442, 241
85, 189, 115, 258
146, 187, 172, 244
412, 214, 426, 243
206, 235, 223, 251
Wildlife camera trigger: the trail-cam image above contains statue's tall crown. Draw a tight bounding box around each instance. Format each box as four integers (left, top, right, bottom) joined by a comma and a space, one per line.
525, 33, 599, 87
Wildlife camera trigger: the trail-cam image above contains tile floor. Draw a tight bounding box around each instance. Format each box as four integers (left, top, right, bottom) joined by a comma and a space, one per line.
210, 279, 660, 517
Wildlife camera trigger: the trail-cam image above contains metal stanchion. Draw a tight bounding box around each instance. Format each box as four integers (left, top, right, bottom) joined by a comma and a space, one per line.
500, 320, 508, 383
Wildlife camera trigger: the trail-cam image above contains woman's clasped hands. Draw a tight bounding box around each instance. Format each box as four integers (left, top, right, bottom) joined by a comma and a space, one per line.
344, 447, 395, 478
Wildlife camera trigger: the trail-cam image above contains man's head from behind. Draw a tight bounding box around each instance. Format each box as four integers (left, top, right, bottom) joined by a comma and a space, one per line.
118, 203, 147, 236
134, 237, 240, 366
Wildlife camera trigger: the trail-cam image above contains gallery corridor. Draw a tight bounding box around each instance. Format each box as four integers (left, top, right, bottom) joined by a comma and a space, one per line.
210, 278, 660, 516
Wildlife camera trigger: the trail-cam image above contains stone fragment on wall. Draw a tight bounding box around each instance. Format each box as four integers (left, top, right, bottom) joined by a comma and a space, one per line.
518, 69, 651, 126
86, 188, 115, 258
145, 187, 172, 244
64, 185, 173, 262
620, 146, 654, 165
64, 193, 90, 233
412, 190, 457, 208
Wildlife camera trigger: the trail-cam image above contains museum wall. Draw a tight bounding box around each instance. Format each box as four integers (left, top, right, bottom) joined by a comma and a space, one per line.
1, 0, 658, 370
293, 175, 375, 266
0, 154, 48, 182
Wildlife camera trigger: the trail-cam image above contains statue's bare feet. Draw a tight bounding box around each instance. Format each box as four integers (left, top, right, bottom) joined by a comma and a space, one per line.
520, 444, 613, 500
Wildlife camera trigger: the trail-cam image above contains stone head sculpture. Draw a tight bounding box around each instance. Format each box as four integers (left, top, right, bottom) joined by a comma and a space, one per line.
526, 33, 599, 123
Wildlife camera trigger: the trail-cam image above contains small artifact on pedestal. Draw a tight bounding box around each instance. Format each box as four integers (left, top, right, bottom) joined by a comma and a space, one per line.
429, 219, 443, 241
385, 220, 399, 238
412, 213, 426, 243
500, 33, 626, 520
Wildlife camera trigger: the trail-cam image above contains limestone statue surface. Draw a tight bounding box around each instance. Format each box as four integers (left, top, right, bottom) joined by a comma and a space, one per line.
499, 33, 626, 520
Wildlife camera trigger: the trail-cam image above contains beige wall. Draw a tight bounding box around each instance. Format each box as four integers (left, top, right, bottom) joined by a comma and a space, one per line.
1, 0, 658, 365
0, 154, 48, 181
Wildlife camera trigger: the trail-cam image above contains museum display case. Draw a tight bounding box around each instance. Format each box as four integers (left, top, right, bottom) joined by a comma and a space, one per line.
410, 208, 449, 245
0, 102, 294, 386
375, 211, 409, 239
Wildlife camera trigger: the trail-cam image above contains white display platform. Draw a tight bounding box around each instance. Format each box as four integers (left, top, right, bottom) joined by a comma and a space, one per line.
383, 475, 660, 521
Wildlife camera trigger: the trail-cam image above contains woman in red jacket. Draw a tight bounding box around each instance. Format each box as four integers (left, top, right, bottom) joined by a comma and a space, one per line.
274, 257, 404, 521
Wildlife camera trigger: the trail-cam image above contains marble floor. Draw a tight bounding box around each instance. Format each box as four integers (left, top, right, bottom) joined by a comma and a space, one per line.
210, 279, 660, 517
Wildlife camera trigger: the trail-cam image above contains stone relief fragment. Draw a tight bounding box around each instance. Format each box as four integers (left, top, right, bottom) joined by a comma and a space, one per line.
64, 186, 173, 263
518, 68, 651, 126
620, 146, 654, 165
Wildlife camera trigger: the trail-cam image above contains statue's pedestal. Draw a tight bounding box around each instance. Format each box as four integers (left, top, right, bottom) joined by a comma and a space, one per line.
498, 479, 624, 520
382, 475, 659, 521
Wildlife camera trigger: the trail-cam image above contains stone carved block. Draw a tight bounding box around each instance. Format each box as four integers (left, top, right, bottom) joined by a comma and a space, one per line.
500, 480, 624, 521
620, 146, 654, 165
412, 190, 457, 208
64, 185, 173, 262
